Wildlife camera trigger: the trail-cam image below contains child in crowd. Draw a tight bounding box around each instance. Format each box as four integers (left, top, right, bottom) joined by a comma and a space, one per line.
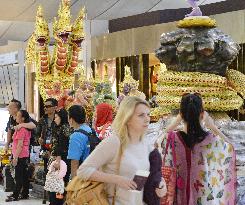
44, 156, 67, 205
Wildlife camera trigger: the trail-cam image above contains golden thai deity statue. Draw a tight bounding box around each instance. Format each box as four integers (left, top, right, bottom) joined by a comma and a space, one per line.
118, 65, 145, 104
91, 65, 116, 108
26, 0, 85, 101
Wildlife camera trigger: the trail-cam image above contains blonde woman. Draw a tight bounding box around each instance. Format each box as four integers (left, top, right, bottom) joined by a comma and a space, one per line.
77, 96, 166, 205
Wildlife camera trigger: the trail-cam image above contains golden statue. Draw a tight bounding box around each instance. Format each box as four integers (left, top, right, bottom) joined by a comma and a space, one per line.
26, 1, 86, 101
118, 66, 145, 104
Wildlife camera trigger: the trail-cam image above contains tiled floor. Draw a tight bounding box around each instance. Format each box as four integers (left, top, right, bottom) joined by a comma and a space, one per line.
0, 185, 43, 205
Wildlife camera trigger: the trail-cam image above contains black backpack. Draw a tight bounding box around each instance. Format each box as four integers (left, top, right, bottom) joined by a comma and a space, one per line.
74, 128, 101, 154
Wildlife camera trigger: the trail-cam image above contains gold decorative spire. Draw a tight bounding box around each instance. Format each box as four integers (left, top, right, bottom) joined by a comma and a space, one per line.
77, 64, 86, 82
119, 65, 139, 92
25, 33, 36, 65
71, 7, 85, 40
34, 5, 49, 41
53, 0, 72, 35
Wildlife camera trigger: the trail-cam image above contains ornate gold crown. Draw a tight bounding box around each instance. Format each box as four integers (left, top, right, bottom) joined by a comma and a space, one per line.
53, 0, 71, 36
71, 8, 85, 41
35, 6, 49, 42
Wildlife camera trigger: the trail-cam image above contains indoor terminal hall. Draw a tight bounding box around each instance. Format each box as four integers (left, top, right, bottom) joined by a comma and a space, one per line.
0, 0, 244, 205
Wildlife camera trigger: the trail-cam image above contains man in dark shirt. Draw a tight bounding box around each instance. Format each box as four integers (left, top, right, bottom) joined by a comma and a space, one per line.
5, 99, 36, 153
36, 98, 58, 174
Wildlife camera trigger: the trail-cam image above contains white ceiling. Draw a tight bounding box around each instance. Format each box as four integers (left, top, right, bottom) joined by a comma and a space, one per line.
0, 0, 227, 51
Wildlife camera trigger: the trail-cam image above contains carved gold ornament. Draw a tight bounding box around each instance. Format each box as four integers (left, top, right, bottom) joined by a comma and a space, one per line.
25, 1, 86, 101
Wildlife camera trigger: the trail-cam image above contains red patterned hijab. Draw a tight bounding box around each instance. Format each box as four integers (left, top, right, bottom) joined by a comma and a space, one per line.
95, 103, 113, 130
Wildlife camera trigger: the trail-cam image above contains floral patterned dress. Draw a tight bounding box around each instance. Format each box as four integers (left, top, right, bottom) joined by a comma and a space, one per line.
51, 123, 72, 160
161, 131, 236, 205
96, 123, 112, 140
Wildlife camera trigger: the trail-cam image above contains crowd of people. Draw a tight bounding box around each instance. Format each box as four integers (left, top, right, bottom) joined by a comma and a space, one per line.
3, 94, 236, 205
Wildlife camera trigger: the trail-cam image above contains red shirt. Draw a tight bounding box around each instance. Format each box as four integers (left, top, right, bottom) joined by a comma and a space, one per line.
12, 127, 31, 158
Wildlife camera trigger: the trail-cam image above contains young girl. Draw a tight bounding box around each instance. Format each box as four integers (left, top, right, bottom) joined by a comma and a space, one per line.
44, 156, 67, 205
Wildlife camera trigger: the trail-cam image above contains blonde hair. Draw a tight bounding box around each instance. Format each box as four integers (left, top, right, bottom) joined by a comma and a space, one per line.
112, 96, 150, 152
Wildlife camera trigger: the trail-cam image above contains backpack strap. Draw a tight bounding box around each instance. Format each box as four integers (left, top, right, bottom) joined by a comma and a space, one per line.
74, 128, 97, 137
73, 128, 98, 164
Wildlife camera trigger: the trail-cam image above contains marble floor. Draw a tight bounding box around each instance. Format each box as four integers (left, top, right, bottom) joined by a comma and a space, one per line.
0, 185, 43, 205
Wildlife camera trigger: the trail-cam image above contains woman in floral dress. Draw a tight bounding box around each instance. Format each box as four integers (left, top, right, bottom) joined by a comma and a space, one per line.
162, 93, 236, 205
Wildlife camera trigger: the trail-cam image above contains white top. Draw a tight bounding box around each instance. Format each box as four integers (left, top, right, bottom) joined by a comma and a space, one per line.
77, 133, 152, 205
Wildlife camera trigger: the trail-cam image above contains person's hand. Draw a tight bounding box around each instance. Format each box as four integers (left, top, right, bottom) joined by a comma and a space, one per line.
12, 158, 18, 166
14, 124, 23, 131
4, 144, 9, 154
53, 160, 60, 170
38, 137, 44, 145
53, 156, 61, 169
155, 178, 167, 198
166, 113, 182, 132
114, 175, 137, 190
56, 156, 61, 162
203, 111, 215, 129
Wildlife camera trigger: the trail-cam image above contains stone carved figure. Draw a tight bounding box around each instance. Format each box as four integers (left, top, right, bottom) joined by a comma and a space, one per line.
156, 28, 240, 76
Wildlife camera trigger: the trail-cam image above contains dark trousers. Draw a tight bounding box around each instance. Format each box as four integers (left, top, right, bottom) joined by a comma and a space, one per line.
49, 192, 63, 205
13, 157, 29, 199
43, 157, 49, 175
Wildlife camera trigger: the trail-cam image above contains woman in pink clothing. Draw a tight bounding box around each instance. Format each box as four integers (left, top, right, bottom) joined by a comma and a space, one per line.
6, 110, 31, 202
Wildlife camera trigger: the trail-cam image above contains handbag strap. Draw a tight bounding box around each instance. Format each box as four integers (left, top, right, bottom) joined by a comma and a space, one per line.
162, 131, 177, 167
112, 142, 123, 205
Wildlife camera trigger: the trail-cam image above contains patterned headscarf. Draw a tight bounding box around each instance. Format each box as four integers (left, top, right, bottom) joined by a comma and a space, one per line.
95, 103, 113, 129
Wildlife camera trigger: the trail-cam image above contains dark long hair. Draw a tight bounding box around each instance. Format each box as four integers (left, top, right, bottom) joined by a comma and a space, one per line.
18, 110, 30, 123
180, 93, 208, 148
55, 108, 69, 125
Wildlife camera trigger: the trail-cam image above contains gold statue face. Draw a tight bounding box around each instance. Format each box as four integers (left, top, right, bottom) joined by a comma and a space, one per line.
70, 7, 85, 46
35, 6, 49, 46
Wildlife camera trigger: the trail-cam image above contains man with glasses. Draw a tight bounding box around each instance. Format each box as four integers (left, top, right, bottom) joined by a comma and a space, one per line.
36, 98, 58, 174
5, 99, 36, 153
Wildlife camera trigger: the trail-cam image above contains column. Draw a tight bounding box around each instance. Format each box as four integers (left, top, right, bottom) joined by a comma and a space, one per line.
142, 54, 150, 100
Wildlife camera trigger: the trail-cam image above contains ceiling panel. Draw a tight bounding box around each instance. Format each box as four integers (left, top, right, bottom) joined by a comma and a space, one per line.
151, 0, 227, 11
1, 21, 34, 42
0, 0, 35, 21
91, 0, 160, 20
0, 0, 229, 53
0, 0, 229, 22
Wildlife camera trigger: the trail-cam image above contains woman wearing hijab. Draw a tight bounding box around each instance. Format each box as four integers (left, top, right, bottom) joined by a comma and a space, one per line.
94, 103, 113, 140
